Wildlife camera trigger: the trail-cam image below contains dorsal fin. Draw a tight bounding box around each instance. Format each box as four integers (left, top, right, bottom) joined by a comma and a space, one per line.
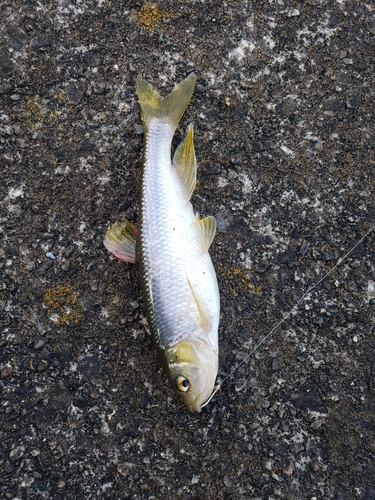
172, 123, 197, 199
191, 216, 216, 252
103, 220, 137, 263
186, 277, 212, 333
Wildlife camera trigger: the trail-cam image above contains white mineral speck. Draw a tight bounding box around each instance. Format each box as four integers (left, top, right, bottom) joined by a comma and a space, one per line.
288, 9, 300, 17
280, 144, 295, 157
8, 187, 24, 199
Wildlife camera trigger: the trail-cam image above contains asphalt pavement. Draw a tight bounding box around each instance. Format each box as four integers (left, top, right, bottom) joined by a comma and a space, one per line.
1, 1, 374, 498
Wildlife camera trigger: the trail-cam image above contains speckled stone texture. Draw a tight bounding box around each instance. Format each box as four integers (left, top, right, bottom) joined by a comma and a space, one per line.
1, 1, 374, 499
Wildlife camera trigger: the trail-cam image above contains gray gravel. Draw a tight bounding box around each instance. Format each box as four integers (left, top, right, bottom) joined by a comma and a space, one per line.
1, 1, 375, 499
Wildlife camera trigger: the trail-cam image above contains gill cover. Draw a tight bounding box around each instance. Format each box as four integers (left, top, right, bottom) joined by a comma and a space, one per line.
164, 337, 218, 412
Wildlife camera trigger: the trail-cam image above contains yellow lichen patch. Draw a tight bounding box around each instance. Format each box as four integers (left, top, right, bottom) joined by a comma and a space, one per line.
56, 91, 75, 110
25, 97, 42, 116
218, 264, 262, 297
133, 3, 172, 33
44, 285, 83, 324
48, 109, 60, 120
56, 90, 67, 101
25, 96, 45, 128
25, 96, 61, 129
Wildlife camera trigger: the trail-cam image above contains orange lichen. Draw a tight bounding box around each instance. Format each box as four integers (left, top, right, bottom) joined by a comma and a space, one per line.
133, 3, 171, 33
218, 264, 262, 297
44, 285, 83, 324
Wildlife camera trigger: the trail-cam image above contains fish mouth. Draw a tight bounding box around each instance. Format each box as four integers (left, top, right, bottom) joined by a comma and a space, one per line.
187, 391, 207, 413
187, 384, 220, 412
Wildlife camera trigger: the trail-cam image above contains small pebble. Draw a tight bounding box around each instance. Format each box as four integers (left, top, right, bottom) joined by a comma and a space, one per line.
288, 9, 300, 17
135, 124, 143, 134
34, 337, 46, 349
311, 420, 322, 430
10, 445, 25, 461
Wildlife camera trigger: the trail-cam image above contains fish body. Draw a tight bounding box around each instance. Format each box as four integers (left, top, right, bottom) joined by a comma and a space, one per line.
104, 75, 220, 412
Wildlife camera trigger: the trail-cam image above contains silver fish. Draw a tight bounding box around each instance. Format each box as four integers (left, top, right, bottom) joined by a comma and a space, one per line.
104, 74, 220, 412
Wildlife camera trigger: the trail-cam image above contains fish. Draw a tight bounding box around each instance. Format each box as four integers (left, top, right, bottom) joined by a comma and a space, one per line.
104, 74, 220, 412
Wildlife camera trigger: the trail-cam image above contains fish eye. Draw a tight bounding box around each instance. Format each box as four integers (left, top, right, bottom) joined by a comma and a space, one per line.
175, 376, 190, 392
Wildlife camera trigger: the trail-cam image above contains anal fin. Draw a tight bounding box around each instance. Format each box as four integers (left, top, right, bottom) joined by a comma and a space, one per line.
104, 220, 137, 263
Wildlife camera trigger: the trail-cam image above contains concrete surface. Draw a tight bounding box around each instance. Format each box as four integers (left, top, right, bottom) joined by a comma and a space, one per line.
1, 0, 374, 498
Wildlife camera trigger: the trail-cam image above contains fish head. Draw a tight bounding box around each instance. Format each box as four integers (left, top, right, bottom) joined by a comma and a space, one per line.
164, 337, 218, 412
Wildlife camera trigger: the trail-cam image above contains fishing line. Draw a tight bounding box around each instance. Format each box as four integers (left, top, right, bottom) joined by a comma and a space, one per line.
212, 221, 375, 396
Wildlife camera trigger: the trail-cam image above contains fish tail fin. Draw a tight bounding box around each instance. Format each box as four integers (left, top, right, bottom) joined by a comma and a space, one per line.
136, 74, 196, 131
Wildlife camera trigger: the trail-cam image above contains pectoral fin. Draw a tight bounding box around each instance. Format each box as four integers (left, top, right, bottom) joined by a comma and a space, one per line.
187, 277, 212, 333
191, 216, 216, 252
173, 123, 197, 199
104, 220, 137, 263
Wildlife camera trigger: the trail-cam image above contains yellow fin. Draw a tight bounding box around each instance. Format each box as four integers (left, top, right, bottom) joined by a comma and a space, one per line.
136, 74, 196, 131
104, 220, 137, 263
173, 123, 197, 199
191, 216, 216, 252
186, 277, 212, 333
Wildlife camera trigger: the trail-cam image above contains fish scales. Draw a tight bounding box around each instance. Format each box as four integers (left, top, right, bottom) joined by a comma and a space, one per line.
104, 74, 220, 411
140, 119, 217, 346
